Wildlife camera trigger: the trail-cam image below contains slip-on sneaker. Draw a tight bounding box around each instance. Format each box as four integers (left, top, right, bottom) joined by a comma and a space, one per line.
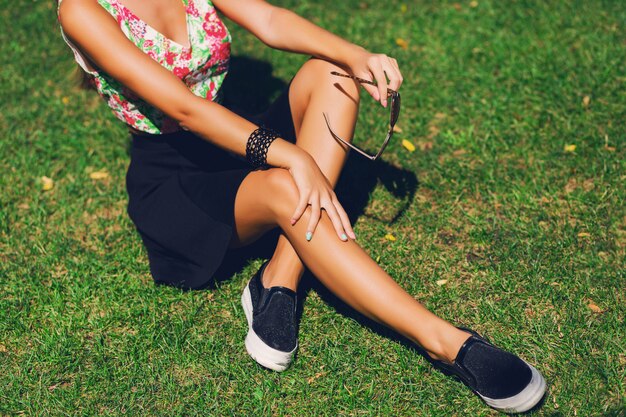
241, 261, 298, 372
432, 328, 547, 413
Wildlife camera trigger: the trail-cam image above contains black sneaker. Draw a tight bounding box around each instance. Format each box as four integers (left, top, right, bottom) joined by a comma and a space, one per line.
241, 261, 298, 372
432, 328, 547, 413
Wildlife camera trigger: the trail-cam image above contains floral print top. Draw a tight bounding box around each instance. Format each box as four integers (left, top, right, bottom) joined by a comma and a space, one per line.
58, 0, 231, 134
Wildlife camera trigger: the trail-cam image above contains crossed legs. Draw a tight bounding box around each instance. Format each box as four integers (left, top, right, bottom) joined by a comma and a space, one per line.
231, 160, 471, 363
229, 58, 470, 363
227, 59, 547, 413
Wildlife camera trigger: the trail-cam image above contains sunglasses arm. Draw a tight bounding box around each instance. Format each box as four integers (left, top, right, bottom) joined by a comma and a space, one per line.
323, 112, 379, 161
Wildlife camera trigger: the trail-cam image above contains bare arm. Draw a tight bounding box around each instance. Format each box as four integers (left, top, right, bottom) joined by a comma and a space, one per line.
58, 0, 354, 239
59, 0, 300, 169
213, 0, 403, 106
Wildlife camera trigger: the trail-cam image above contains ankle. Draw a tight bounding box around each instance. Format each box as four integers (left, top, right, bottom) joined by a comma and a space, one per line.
424, 327, 472, 365
262, 259, 303, 291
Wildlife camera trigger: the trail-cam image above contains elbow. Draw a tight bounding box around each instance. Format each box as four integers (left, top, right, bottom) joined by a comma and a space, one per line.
257, 7, 291, 48
172, 99, 197, 132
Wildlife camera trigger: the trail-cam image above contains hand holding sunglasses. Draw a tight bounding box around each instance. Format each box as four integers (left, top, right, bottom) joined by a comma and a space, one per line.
323, 71, 401, 161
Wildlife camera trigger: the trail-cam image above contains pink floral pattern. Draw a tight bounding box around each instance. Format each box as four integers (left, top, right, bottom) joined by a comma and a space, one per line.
58, 0, 231, 134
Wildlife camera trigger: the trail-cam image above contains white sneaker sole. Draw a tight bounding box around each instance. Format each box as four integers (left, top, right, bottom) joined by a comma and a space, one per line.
480, 363, 547, 413
241, 285, 297, 372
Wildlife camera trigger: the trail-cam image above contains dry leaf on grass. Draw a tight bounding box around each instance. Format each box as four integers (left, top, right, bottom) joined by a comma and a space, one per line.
89, 170, 109, 180
402, 139, 416, 152
48, 381, 71, 391
564, 144, 577, 152
307, 370, 328, 384
396, 38, 409, 50
582, 96, 590, 107
393, 125, 403, 133
564, 178, 578, 194
577, 232, 591, 238
587, 300, 604, 313
469, 0, 478, 7
385, 233, 396, 241
400, 4, 407, 13
41, 176, 54, 191
604, 135, 616, 151
436, 279, 448, 286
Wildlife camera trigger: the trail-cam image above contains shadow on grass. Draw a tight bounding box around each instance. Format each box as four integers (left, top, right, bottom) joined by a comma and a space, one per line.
220, 55, 290, 116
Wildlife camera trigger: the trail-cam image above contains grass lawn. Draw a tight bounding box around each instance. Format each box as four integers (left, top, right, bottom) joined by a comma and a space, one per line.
1, 0, 624, 415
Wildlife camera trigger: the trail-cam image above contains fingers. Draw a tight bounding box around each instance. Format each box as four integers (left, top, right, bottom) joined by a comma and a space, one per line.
361, 54, 403, 107
287, 154, 355, 242
305, 197, 321, 241
391, 57, 403, 86
368, 58, 388, 107
384, 56, 403, 91
291, 192, 309, 225
293, 192, 355, 242
334, 197, 356, 240
323, 198, 350, 242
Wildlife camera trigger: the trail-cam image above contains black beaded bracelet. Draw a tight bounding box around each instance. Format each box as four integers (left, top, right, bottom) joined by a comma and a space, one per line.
245, 126, 279, 169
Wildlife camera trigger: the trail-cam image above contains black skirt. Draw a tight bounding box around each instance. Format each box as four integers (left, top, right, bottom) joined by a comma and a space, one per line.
126, 84, 296, 290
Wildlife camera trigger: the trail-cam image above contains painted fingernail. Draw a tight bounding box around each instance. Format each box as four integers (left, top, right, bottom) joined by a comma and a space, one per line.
306, 231, 313, 241
341, 233, 348, 241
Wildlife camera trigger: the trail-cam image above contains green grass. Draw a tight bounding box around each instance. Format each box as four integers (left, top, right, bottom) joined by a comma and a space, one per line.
1, 0, 625, 415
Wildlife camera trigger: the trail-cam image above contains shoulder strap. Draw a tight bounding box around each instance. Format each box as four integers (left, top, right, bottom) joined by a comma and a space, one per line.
95, 0, 123, 20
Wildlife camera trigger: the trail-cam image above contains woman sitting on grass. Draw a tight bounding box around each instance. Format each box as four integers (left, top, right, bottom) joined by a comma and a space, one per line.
57, 0, 546, 412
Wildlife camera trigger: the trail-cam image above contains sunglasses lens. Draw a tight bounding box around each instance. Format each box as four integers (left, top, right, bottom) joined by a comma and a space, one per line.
390, 94, 400, 126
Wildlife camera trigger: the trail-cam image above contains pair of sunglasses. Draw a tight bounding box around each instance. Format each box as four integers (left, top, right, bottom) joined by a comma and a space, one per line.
323, 71, 401, 161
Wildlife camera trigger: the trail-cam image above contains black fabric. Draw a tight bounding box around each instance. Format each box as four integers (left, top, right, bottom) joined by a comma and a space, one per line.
126, 82, 296, 289
459, 338, 533, 399
248, 262, 298, 352
253, 289, 298, 352
433, 331, 533, 400
248, 262, 266, 313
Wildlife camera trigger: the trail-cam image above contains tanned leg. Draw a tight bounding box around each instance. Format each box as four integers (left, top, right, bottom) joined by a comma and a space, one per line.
262, 58, 360, 290
230, 168, 470, 364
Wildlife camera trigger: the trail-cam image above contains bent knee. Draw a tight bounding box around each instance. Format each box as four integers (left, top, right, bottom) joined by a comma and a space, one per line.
263, 168, 299, 217
299, 58, 360, 104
